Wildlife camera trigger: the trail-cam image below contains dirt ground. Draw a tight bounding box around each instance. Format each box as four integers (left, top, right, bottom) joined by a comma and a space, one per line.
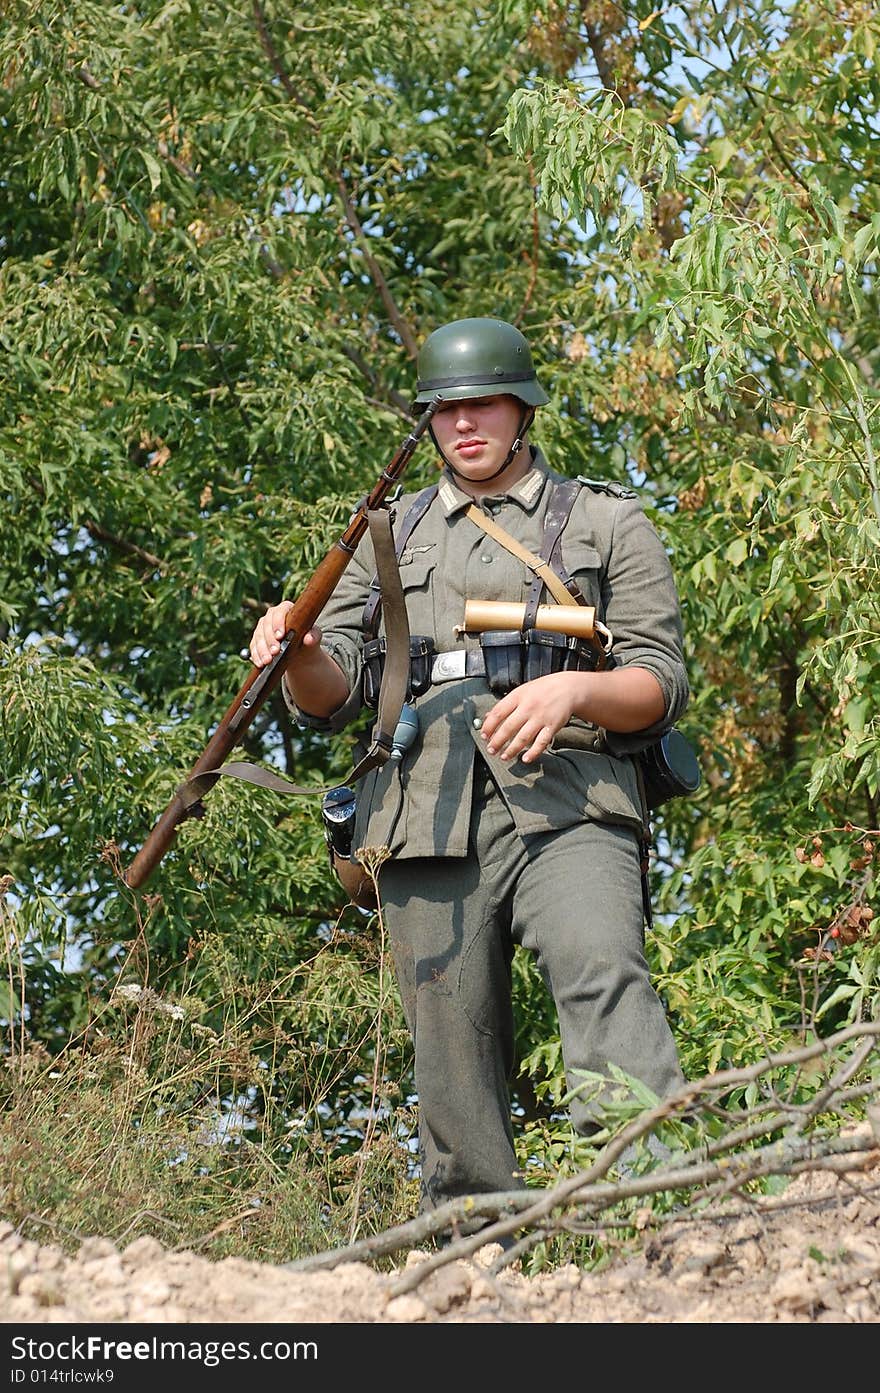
2, 1162, 878, 1326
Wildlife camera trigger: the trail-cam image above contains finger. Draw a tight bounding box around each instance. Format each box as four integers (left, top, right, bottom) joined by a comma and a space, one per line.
251, 621, 278, 666
500, 722, 546, 762
483, 696, 542, 752
488, 714, 541, 761
480, 695, 521, 744
264, 607, 296, 655
519, 726, 555, 764
478, 702, 512, 746
482, 712, 522, 755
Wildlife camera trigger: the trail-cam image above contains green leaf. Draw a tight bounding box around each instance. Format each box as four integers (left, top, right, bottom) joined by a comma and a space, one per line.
815, 985, 858, 1020
141, 150, 162, 192
726, 537, 749, 567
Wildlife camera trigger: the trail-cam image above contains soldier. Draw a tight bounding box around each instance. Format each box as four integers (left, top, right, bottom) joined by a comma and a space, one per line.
249, 318, 689, 1219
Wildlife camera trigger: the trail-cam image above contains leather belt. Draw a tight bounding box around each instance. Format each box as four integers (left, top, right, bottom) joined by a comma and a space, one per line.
430, 649, 487, 683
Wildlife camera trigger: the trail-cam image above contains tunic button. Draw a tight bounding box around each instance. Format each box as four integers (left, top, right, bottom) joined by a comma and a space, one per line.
473, 718, 482, 729
481, 554, 493, 564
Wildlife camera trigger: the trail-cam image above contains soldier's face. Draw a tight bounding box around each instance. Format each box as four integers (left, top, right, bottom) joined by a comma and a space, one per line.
431, 394, 528, 487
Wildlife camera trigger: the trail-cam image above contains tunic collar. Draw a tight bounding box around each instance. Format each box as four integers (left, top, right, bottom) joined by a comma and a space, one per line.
437, 446, 551, 517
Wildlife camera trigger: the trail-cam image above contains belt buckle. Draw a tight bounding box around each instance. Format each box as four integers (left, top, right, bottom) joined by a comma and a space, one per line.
431, 650, 467, 682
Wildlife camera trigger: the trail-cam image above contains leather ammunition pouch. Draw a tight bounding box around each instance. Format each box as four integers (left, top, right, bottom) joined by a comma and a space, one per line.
480, 627, 601, 696
362, 635, 436, 710
363, 628, 602, 701
523, 628, 602, 681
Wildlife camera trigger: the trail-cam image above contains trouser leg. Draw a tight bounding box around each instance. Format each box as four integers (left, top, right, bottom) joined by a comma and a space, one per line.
512, 819, 684, 1133
378, 780, 524, 1211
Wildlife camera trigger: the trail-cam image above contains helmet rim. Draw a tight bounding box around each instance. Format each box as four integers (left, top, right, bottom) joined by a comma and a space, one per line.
411, 317, 549, 413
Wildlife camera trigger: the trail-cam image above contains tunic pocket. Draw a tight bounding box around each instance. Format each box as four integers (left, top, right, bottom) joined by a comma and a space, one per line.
554, 748, 643, 827
561, 544, 603, 608
398, 549, 437, 584
395, 550, 438, 646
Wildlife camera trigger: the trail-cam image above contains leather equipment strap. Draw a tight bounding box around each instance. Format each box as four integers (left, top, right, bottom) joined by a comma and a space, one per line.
362, 484, 439, 639
174, 507, 410, 811
464, 492, 610, 668
524, 477, 589, 626
464, 503, 578, 608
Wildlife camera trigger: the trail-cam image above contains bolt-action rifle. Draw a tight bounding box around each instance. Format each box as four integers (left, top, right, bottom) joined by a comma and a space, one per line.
124, 396, 442, 890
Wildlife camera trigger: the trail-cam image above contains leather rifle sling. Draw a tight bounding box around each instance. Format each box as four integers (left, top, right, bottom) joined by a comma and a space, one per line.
173, 506, 411, 813
362, 484, 438, 639
464, 503, 578, 607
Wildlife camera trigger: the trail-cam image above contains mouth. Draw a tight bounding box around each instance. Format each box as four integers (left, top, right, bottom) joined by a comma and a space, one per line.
456, 438, 486, 457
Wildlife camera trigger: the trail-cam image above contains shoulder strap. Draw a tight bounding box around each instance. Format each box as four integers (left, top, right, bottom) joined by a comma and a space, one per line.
464, 490, 610, 669
362, 483, 439, 638
522, 477, 588, 628
464, 503, 578, 608
349, 506, 412, 779
577, 475, 638, 499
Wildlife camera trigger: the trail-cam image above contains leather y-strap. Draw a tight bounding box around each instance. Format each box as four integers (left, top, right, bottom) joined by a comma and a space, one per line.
465, 488, 610, 669
464, 503, 578, 607
525, 477, 590, 620
174, 507, 410, 812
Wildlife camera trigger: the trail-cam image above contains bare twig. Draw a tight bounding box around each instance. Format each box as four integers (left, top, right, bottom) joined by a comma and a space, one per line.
284, 1020, 880, 1287
346, 848, 393, 1243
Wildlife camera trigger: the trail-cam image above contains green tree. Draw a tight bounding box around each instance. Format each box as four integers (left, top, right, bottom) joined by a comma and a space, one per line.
501, 0, 880, 1078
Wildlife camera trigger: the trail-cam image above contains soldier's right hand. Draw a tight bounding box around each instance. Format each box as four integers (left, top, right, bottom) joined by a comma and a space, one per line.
249, 601, 322, 668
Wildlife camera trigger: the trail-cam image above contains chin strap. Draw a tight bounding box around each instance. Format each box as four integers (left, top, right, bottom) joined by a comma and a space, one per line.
431, 405, 535, 483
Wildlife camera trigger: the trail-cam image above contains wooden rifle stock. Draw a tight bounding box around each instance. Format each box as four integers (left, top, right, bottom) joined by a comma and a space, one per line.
124, 396, 442, 889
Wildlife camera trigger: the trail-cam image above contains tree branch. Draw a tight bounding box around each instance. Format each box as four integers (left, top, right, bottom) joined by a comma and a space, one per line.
340, 345, 413, 419
284, 1020, 880, 1282
251, 1, 419, 359
514, 156, 540, 326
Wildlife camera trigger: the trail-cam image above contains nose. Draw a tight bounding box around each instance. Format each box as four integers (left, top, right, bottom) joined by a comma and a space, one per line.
455, 406, 477, 431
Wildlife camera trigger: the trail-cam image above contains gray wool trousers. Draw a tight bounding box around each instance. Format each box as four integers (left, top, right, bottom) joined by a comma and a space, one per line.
378, 757, 684, 1211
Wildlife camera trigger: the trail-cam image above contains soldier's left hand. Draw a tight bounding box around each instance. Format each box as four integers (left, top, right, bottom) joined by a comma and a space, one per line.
480, 673, 583, 764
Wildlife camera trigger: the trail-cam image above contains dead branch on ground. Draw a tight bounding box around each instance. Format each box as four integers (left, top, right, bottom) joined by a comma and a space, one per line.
284, 1021, 880, 1290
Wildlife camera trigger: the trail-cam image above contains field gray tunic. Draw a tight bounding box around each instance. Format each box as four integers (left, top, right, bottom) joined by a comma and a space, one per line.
292, 446, 689, 859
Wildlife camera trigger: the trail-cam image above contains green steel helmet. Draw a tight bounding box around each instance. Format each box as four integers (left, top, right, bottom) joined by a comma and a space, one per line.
412, 317, 549, 411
